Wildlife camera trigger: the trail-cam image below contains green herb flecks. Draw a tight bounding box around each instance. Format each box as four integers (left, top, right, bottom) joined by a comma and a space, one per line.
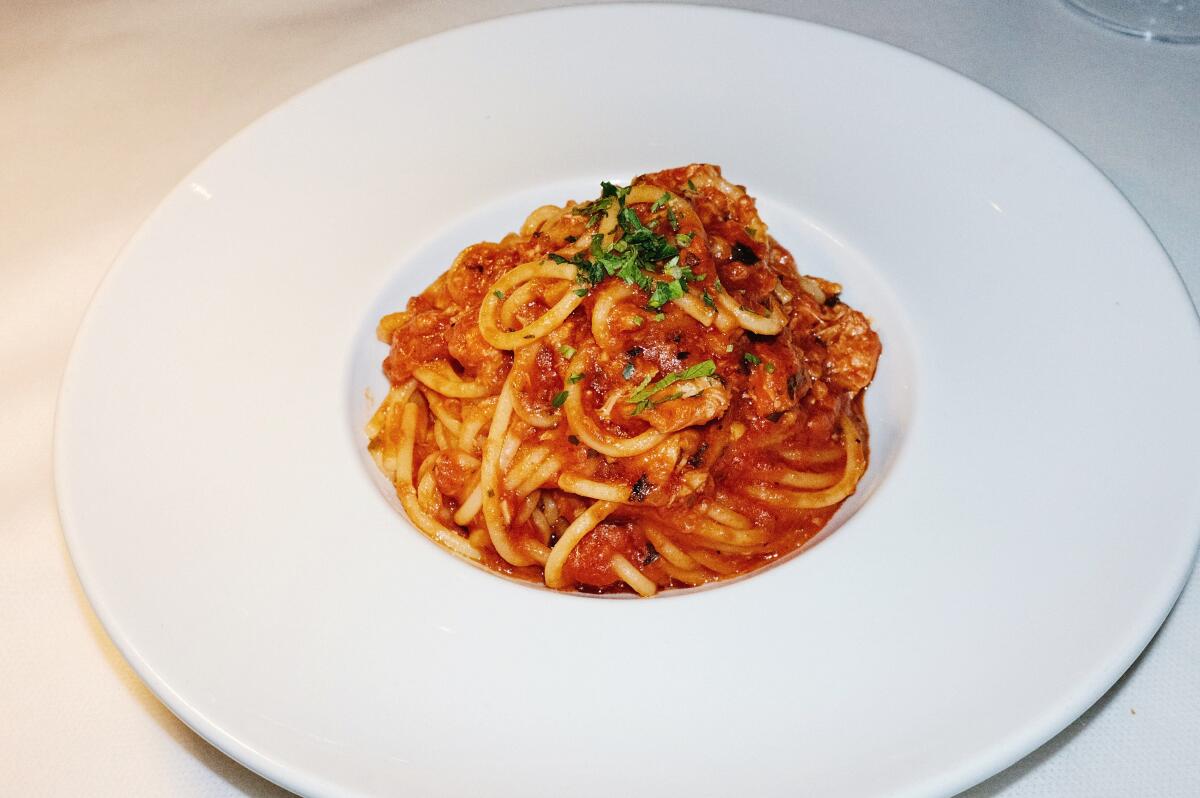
627, 360, 717, 416
558, 182, 697, 311
647, 279, 685, 309
618, 207, 678, 262
600, 181, 630, 204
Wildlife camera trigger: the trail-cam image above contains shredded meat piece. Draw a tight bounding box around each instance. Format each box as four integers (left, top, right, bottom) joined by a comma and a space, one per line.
433, 451, 474, 498
638, 379, 731, 434
745, 343, 804, 417
446, 315, 507, 390
382, 308, 451, 382
820, 305, 880, 393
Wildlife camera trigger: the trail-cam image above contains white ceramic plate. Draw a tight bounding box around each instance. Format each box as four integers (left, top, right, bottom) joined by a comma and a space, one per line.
56, 6, 1200, 797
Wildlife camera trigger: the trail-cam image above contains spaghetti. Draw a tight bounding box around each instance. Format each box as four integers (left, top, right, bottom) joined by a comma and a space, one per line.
367, 165, 881, 595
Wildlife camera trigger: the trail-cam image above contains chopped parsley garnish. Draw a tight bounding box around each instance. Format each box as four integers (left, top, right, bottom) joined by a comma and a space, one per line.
567, 373, 585, 384
766, 362, 776, 373
600, 181, 630, 203
622, 362, 635, 380
598, 241, 651, 292
653, 312, 666, 322
559, 344, 576, 359
576, 181, 629, 227
551, 390, 569, 408
713, 278, 724, 293
556, 182, 701, 311
686, 178, 696, 193
702, 290, 715, 308
667, 207, 679, 232
743, 352, 762, 366
648, 279, 684, 309
676, 232, 693, 247
493, 290, 505, 300
573, 196, 613, 227
627, 360, 717, 415
630, 316, 644, 327
618, 208, 678, 261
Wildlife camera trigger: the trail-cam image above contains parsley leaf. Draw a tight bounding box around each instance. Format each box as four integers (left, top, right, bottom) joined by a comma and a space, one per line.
627, 373, 653, 404
559, 344, 576, 359
676, 232, 693, 247
743, 352, 762, 366
600, 181, 630, 204
551, 390, 569, 408
702, 290, 715, 308
567, 373, 585, 384
686, 178, 696, 193
648, 279, 685, 309
667, 206, 679, 232
573, 195, 613, 227
627, 360, 717, 416
650, 192, 670, 212
493, 290, 505, 300
618, 208, 678, 262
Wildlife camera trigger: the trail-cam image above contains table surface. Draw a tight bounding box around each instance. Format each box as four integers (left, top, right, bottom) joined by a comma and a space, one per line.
2, 1, 1197, 795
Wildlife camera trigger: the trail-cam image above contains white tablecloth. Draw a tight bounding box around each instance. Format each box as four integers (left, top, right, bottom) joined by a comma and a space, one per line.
3, 1, 1197, 794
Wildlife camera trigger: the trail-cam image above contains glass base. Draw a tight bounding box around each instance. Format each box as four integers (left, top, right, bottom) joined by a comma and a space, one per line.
1065, 0, 1200, 42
